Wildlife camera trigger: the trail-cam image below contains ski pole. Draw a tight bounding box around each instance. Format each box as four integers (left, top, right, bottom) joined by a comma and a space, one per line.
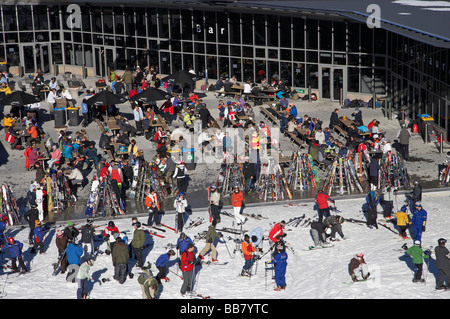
222, 237, 233, 259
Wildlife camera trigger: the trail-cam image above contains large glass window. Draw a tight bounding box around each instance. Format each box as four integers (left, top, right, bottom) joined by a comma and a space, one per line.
254, 15, 266, 46
319, 20, 332, 51
147, 8, 158, 38
205, 11, 217, 42
242, 13, 253, 45
158, 8, 169, 38
229, 12, 240, 44
305, 19, 318, 50
170, 9, 181, 40
306, 64, 318, 89
136, 9, 146, 37
293, 18, 304, 49
125, 8, 136, 36
193, 11, 204, 42
333, 21, 346, 52
348, 67, 359, 92
103, 8, 114, 34
3, 6, 18, 31
348, 23, 359, 53
33, 6, 48, 30
114, 7, 124, 35
91, 7, 102, 33
280, 17, 291, 48
217, 12, 228, 43
18, 6, 33, 31
267, 15, 278, 47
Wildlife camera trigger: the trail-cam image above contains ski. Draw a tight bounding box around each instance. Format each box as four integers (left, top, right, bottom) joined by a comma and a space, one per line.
160, 223, 176, 233
241, 212, 268, 220
143, 229, 166, 238
304, 245, 335, 251
143, 223, 166, 232
344, 218, 367, 224
216, 227, 247, 235
377, 222, 398, 234
201, 261, 228, 266
186, 218, 206, 229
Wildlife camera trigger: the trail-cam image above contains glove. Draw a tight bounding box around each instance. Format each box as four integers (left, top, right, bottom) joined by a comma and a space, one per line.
422, 225, 426, 232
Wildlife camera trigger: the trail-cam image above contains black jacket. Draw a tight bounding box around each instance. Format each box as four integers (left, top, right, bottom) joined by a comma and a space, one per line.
435, 245, 450, 270
23, 208, 39, 226
243, 162, 255, 179
81, 224, 96, 244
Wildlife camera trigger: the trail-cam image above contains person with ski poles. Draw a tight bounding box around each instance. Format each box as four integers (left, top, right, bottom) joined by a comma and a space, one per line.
411, 202, 427, 243
240, 234, 257, 277
405, 240, 430, 283
198, 219, 223, 263
174, 192, 188, 233
1, 237, 29, 274
266, 242, 288, 291
145, 189, 161, 226
155, 249, 176, 284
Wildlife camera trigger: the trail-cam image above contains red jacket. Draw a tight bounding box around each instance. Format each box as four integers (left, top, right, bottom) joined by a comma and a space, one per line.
180, 250, 195, 272
269, 223, 284, 243
315, 191, 330, 209
232, 191, 244, 207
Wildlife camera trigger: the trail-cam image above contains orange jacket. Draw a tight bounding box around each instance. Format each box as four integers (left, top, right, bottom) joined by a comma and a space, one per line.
27, 125, 38, 139
145, 193, 160, 210
232, 191, 244, 207
241, 240, 256, 260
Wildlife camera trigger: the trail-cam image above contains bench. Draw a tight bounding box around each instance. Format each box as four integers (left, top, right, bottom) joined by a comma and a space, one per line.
156, 114, 170, 131
244, 94, 275, 103
259, 107, 279, 126
333, 125, 348, 139
284, 130, 307, 148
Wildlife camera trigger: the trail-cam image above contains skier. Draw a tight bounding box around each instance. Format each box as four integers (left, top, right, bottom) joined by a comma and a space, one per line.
232, 186, 246, 226
102, 221, 120, 255
405, 240, 430, 283
63, 221, 80, 243
131, 221, 146, 268
111, 235, 129, 284
250, 227, 264, 251
173, 161, 188, 194
241, 234, 257, 277
180, 243, 196, 297
395, 205, 411, 239
364, 189, 380, 229
145, 189, 161, 226
177, 232, 193, 256
76, 259, 94, 299
209, 185, 221, 224
155, 249, 176, 284
310, 221, 332, 249
1, 237, 29, 274
269, 220, 286, 244
434, 238, 450, 290
23, 203, 39, 244
266, 242, 288, 291
30, 220, 44, 254
174, 192, 188, 233
380, 181, 394, 219
55, 229, 69, 274
198, 219, 223, 262
66, 240, 83, 267
315, 189, 333, 223
138, 267, 159, 299
80, 218, 96, 260
349, 253, 370, 282
411, 202, 427, 243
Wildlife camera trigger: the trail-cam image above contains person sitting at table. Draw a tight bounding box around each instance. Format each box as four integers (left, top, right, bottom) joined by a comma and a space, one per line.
128, 139, 139, 160
46, 88, 59, 109
99, 130, 115, 157
371, 120, 384, 137
325, 135, 336, 153
251, 84, 262, 97
116, 131, 131, 146
118, 116, 137, 137
223, 78, 233, 92
244, 103, 255, 120
280, 113, 289, 134
288, 103, 297, 119
7, 126, 22, 150
26, 123, 39, 146
316, 128, 326, 145
66, 167, 84, 197
279, 96, 289, 110
48, 144, 61, 170
49, 77, 59, 92
0, 82, 12, 95
2, 113, 15, 129
352, 107, 364, 126
287, 118, 299, 137
243, 80, 252, 96
61, 137, 74, 164
61, 88, 73, 106
367, 119, 377, 132
27, 143, 41, 170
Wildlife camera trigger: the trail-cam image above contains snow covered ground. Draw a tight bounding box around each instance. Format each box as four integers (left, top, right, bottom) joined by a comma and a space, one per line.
1, 189, 450, 300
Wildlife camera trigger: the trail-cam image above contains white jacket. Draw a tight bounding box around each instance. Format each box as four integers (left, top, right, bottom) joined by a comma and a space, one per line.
174, 198, 188, 213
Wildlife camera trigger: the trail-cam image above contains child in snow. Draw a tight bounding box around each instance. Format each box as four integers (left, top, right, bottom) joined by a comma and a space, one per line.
395, 205, 410, 239
266, 242, 288, 291
405, 240, 430, 283
349, 253, 370, 282
31, 220, 44, 254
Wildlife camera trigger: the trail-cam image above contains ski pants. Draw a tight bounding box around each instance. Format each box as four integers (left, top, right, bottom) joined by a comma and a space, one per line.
437, 267, 450, 288
243, 257, 254, 271
133, 246, 144, 268
176, 178, 186, 194
147, 210, 160, 226
310, 229, 326, 247
156, 265, 167, 283
414, 263, 423, 281
181, 270, 194, 294
318, 207, 330, 223
398, 225, 409, 238
366, 208, 378, 228
82, 242, 93, 261
274, 269, 286, 288
11, 256, 27, 272
114, 263, 128, 284
414, 225, 423, 242
177, 212, 184, 233
233, 206, 246, 224
352, 264, 369, 280
76, 278, 89, 299
199, 243, 217, 260
211, 205, 221, 224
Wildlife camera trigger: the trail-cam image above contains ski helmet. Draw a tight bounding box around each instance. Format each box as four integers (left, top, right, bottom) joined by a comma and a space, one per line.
414, 240, 421, 246
325, 227, 332, 235
178, 192, 184, 196
7, 237, 14, 244
401, 205, 407, 212
108, 221, 115, 228
1, 216, 8, 222
438, 238, 447, 246
35, 220, 41, 227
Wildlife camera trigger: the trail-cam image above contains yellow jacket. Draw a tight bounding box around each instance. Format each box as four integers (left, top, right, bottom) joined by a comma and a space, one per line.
0, 85, 12, 95
395, 211, 409, 226
2, 116, 14, 128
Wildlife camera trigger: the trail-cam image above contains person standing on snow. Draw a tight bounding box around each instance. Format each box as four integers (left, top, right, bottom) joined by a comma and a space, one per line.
198, 219, 223, 262
266, 242, 288, 291
405, 240, 430, 283
240, 234, 257, 277
315, 189, 333, 223
1, 237, 29, 274
269, 220, 286, 244
180, 243, 196, 297
395, 205, 411, 239
409, 181, 422, 213
349, 253, 370, 282
76, 259, 94, 299
365, 189, 380, 229
232, 186, 246, 226
174, 192, 188, 233
131, 221, 146, 268
138, 267, 159, 299
411, 202, 427, 243
102, 221, 120, 255
435, 238, 450, 290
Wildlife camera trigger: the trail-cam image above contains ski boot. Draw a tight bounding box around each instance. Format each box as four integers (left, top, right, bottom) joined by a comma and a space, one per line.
274, 286, 283, 291
362, 272, 370, 280
351, 274, 359, 282
162, 277, 170, 283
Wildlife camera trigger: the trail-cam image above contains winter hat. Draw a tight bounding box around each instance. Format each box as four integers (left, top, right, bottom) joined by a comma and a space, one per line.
401, 205, 407, 212
415, 201, 422, 207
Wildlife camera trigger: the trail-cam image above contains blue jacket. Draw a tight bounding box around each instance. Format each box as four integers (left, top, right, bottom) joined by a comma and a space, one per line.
289, 106, 297, 118
412, 208, 427, 227
268, 251, 288, 273
1, 241, 24, 258
0, 220, 6, 234
155, 253, 170, 267
66, 243, 83, 265
249, 227, 264, 248
176, 237, 193, 253
34, 226, 43, 243
366, 191, 380, 206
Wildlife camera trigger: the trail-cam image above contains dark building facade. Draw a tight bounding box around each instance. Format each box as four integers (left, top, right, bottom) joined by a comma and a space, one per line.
0, 1, 449, 135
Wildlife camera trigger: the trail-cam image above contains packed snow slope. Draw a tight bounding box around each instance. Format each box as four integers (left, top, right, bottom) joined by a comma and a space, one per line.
2, 190, 449, 299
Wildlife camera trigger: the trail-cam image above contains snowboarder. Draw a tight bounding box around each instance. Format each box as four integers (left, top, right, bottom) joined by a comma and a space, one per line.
180, 243, 196, 297
411, 202, 427, 243
241, 234, 257, 277
30, 220, 44, 254
131, 221, 146, 268
405, 240, 430, 283
155, 249, 176, 284
198, 219, 223, 262
395, 205, 411, 239
435, 238, 450, 290
138, 267, 159, 299
76, 259, 94, 299
266, 242, 288, 291
310, 221, 332, 248
349, 253, 370, 282
1, 237, 29, 274
174, 192, 188, 233
232, 186, 246, 226
315, 189, 333, 223
111, 235, 129, 284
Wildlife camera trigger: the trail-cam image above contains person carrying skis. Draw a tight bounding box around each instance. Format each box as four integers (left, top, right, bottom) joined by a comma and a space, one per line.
411, 202, 427, 243
315, 189, 333, 223
395, 205, 410, 239
174, 192, 188, 233
241, 234, 257, 277
266, 242, 288, 291
102, 221, 120, 255
76, 258, 94, 299
435, 238, 450, 290
405, 240, 430, 283
180, 243, 196, 297
23, 203, 39, 244
364, 189, 380, 229
111, 235, 130, 284
1, 237, 29, 274
198, 219, 223, 262
349, 253, 370, 282
138, 267, 159, 299
155, 249, 176, 284
131, 221, 146, 268
232, 186, 246, 226
30, 220, 44, 254
80, 218, 96, 260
